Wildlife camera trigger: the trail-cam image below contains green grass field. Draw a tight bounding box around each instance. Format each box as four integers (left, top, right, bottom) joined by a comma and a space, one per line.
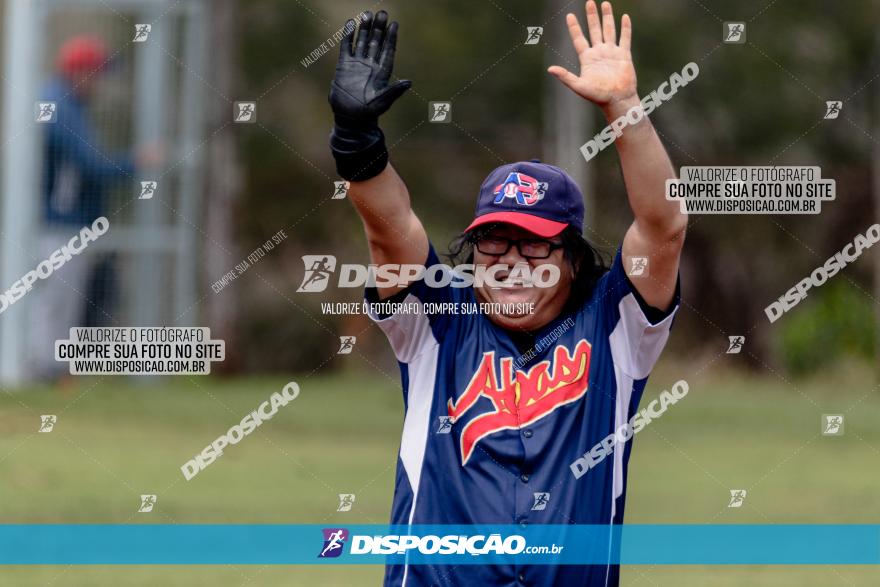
1, 362, 879, 586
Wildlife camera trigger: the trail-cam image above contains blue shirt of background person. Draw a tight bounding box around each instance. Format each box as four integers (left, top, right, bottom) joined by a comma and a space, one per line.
42, 36, 135, 227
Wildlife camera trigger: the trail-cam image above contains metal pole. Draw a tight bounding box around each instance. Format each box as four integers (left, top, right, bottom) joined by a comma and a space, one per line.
543, 1, 593, 229
204, 0, 243, 372
130, 2, 170, 327
873, 31, 880, 383
173, 0, 207, 325
0, 0, 40, 385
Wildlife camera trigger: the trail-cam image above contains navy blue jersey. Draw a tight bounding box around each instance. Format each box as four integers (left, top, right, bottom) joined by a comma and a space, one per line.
366, 244, 679, 586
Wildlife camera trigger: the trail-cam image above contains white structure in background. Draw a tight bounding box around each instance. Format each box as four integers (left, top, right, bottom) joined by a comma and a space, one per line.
1, 0, 208, 384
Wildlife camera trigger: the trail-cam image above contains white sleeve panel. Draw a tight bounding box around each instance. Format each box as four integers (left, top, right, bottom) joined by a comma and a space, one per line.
610, 293, 678, 380
365, 292, 439, 366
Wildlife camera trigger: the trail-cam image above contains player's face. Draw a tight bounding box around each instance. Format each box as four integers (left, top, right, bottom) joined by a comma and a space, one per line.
472, 223, 573, 332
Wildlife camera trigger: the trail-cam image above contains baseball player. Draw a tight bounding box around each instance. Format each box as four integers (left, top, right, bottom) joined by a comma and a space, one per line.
327, 2, 686, 585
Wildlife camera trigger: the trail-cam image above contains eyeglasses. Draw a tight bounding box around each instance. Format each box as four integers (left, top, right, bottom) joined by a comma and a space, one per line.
474, 235, 563, 260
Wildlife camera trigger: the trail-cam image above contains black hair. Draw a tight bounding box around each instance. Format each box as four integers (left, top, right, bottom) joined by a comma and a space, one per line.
445, 223, 609, 312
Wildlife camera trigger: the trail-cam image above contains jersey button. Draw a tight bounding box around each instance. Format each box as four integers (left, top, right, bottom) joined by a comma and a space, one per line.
522, 429, 533, 438
518, 571, 526, 583
520, 473, 530, 483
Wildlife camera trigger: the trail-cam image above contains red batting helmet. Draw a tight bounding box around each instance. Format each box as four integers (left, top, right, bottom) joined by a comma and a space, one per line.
56, 36, 108, 76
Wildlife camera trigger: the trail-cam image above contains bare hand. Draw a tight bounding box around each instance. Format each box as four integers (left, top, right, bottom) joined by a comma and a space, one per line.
548, 1, 637, 112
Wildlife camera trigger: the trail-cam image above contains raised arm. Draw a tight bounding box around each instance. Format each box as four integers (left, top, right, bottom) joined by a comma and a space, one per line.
347, 165, 428, 274
548, 0, 687, 311
329, 10, 428, 297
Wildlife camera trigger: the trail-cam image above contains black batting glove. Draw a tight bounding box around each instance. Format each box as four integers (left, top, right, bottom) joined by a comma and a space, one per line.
329, 11, 411, 181
330, 10, 411, 126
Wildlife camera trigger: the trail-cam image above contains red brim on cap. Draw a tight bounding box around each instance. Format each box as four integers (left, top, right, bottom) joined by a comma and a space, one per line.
465, 211, 568, 238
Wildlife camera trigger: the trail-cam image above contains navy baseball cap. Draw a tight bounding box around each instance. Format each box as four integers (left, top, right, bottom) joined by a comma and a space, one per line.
465, 160, 585, 238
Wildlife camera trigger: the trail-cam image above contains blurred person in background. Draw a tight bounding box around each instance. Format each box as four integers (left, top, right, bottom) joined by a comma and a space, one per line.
29, 35, 160, 380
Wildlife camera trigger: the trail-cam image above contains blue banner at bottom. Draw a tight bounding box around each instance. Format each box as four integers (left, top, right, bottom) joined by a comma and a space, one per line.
0, 525, 878, 565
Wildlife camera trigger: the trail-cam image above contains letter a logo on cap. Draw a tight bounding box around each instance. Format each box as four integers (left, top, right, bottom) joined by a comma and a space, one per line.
492, 172, 548, 206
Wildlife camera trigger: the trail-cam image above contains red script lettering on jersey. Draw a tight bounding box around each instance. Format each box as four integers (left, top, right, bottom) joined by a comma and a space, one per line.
448, 339, 591, 465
